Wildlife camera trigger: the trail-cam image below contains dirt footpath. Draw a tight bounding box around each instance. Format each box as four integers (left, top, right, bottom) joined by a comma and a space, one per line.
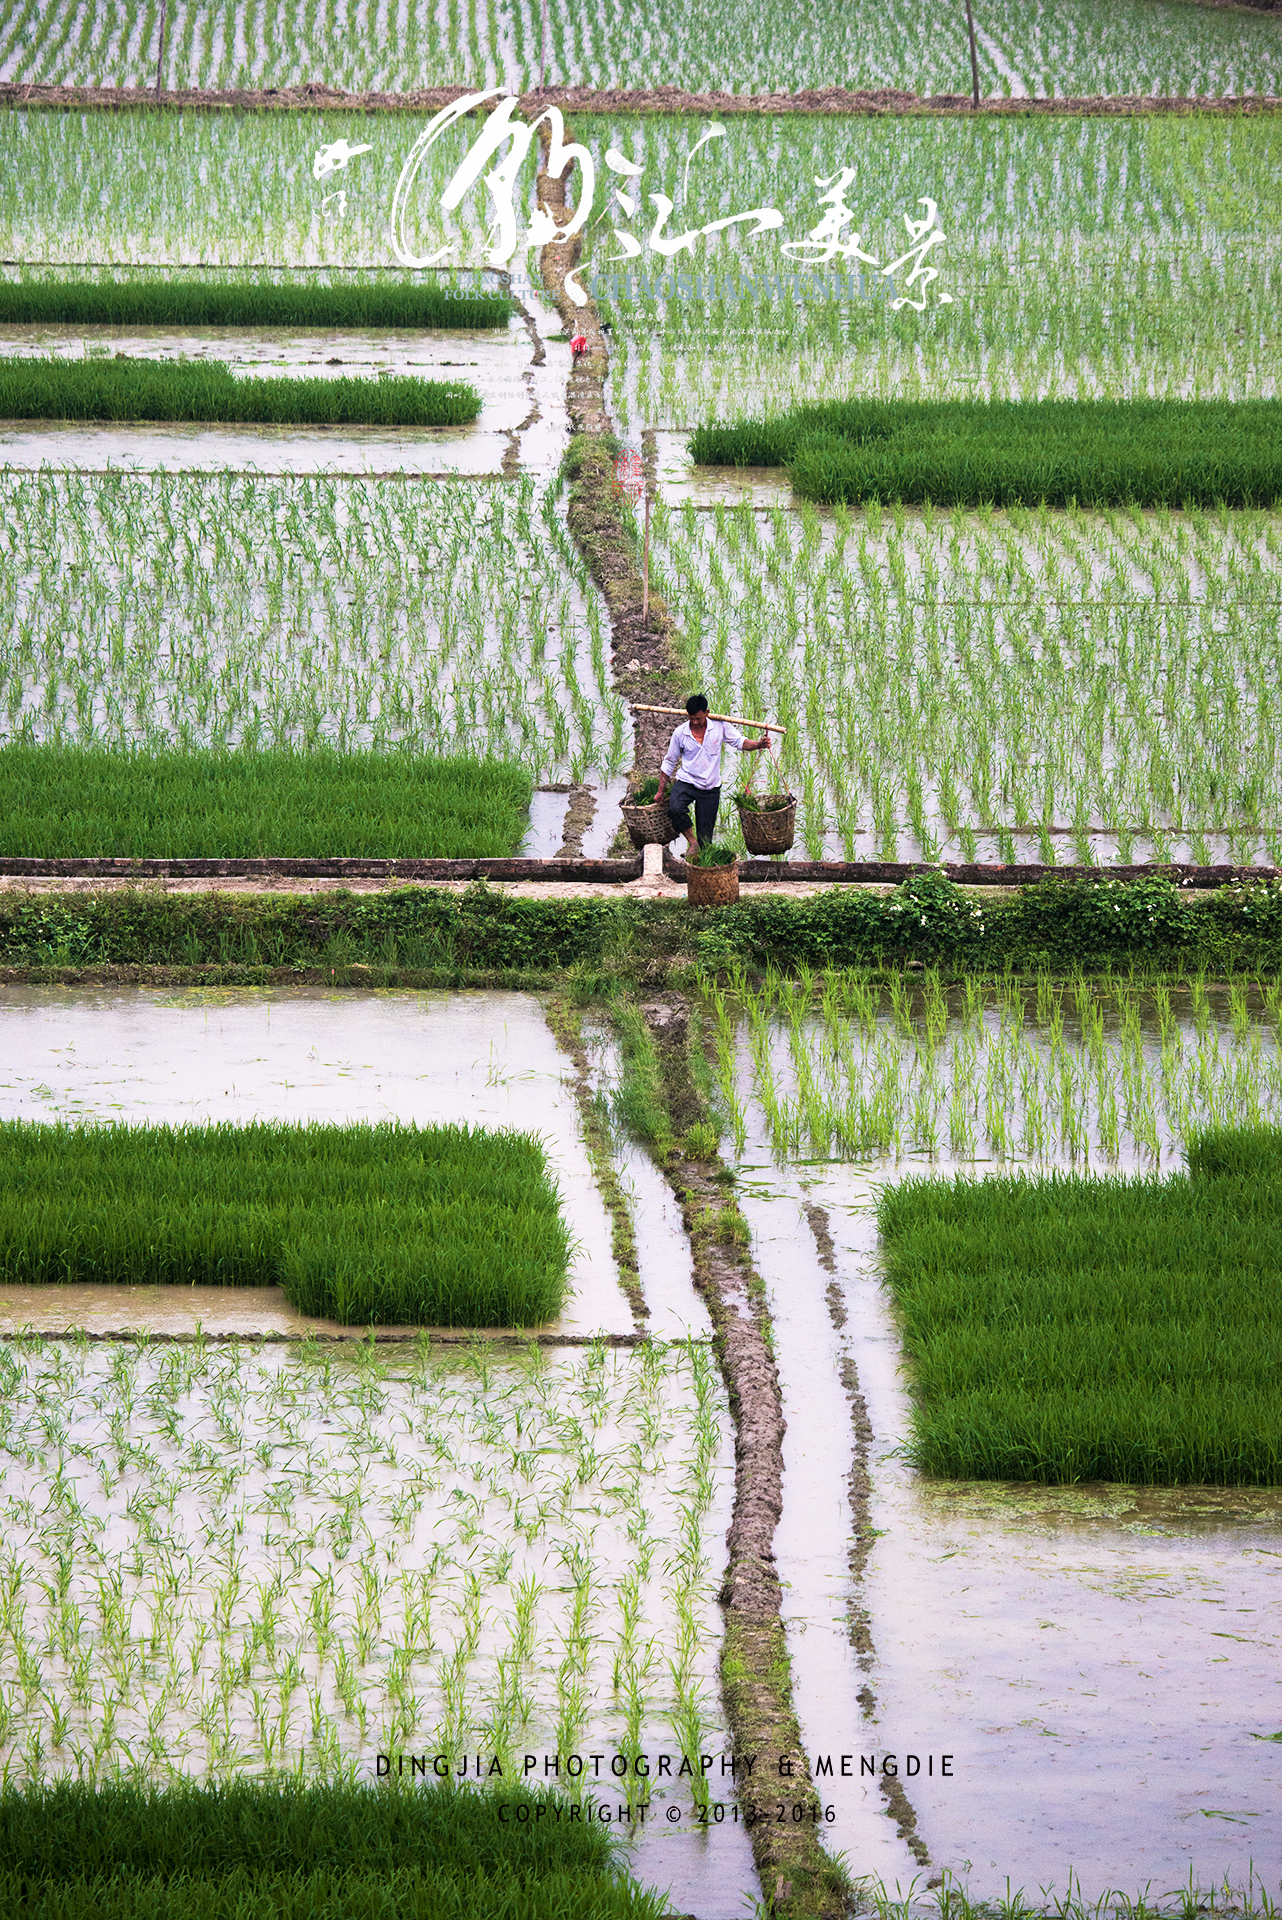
2, 81, 1278, 116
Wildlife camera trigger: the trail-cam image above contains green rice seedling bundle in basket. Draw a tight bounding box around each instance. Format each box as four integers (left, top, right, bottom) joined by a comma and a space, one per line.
733, 769, 796, 855
621, 774, 680, 848
685, 842, 739, 905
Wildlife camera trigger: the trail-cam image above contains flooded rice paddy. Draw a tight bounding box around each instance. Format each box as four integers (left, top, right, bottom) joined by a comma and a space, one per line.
0, 983, 756, 1913
0, 468, 627, 785
649, 495, 1282, 865
0, 1332, 753, 1912
0, 309, 572, 479
1, 980, 1279, 1904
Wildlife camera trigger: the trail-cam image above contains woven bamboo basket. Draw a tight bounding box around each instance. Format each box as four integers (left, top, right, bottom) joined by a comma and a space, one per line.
734, 793, 796, 855
621, 799, 680, 849
685, 856, 740, 906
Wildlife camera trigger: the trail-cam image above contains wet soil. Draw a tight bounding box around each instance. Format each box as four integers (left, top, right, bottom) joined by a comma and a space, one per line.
554, 787, 597, 859
535, 143, 689, 817
0, 1287, 652, 1344
3, 82, 1278, 117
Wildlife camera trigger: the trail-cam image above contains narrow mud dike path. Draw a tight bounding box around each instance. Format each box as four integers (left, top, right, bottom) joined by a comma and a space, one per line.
536, 140, 849, 1908
535, 133, 689, 801
5, 81, 1279, 117
637, 997, 846, 1918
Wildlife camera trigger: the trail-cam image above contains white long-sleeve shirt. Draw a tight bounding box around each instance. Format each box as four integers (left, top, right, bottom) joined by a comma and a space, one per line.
661, 718, 745, 791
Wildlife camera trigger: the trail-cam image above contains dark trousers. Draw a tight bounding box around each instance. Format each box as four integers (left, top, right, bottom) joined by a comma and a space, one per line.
668, 780, 720, 847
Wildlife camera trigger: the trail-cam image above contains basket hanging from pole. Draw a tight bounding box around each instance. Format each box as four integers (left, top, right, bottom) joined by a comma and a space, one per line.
621, 799, 679, 849
733, 732, 796, 854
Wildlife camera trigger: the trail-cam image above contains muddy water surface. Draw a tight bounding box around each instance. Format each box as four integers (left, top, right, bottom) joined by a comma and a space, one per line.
819, 1163, 1282, 1900
0, 419, 506, 477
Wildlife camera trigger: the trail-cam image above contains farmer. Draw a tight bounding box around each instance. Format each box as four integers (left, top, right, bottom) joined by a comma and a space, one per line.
656, 695, 771, 853
570, 333, 588, 360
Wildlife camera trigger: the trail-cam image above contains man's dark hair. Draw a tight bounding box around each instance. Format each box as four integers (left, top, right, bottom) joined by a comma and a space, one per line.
686, 694, 709, 716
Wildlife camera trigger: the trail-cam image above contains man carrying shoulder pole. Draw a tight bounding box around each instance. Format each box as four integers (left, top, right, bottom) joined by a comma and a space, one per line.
655, 694, 772, 856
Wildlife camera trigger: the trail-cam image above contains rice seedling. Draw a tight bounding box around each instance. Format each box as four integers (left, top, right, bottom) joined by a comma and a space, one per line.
0, 745, 532, 859
859, 1872, 1282, 1920
0, 1120, 571, 1327
0, 1776, 670, 1920
0, 277, 510, 331
647, 494, 1282, 862
0, 1338, 729, 1801
5, 0, 1281, 96
877, 1129, 1282, 1483
0, 471, 626, 787
692, 398, 1282, 510
710, 972, 1282, 1172
0, 357, 482, 427
575, 114, 1281, 430
0, 109, 505, 270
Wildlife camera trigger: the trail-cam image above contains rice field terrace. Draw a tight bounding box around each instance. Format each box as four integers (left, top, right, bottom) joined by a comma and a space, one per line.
4, 20, 1282, 1915
647, 494, 1282, 863
4, 112, 1280, 421
1, 975, 1280, 1910
579, 984, 1282, 1901
4, 0, 1281, 99
0, 472, 625, 784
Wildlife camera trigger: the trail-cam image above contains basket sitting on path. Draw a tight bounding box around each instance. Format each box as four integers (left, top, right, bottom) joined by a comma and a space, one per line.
734, 793, 797, 855
685, 854, 740, 907
621, 799, 680, 849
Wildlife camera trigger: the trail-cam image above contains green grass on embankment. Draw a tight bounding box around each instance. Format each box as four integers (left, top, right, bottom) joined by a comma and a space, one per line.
0, 277, 511, 331
0, 1780, 664, 1920
0, 748, 531, 859
690, 399, 1282, 508
877, 1129, 1282, 1483
5, 873, 1282, 979
0, 357, 481, 425
0, 1121, 571, 1326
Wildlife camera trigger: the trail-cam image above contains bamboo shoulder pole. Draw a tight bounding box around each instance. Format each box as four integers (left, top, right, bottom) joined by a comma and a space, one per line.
632, 703, 787, 735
